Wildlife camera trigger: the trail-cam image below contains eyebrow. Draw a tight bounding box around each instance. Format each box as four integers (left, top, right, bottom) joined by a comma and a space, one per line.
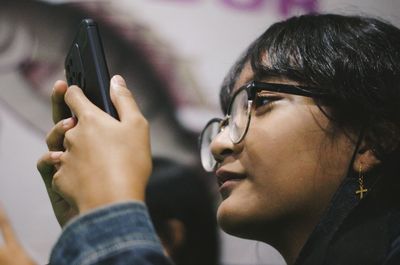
256, 90, 282, 97
252, 82, 327, 98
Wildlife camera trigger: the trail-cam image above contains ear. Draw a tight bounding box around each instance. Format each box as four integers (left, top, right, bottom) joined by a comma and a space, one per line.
160, 219, 186, 258
352, 144, 381, 173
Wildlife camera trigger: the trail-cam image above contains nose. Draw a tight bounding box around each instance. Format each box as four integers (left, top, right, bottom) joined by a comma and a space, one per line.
209, 126, 236, 165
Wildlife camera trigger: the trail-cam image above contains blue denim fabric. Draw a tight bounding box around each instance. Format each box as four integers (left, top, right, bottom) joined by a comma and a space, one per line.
49, 201, 173, 265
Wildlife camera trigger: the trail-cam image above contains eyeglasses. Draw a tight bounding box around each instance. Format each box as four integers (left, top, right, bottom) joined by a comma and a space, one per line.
199, 81, 326, 172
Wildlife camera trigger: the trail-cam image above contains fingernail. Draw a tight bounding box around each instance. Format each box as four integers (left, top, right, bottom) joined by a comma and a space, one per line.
62, 118, 72, 128
50, 152, 63, 161
111, 75, 126, 88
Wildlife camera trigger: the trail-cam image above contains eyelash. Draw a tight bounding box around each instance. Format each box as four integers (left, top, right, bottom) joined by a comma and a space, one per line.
254, 95, 281, 109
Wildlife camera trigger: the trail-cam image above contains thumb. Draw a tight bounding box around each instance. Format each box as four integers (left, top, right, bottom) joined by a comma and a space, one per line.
110, 75, 141, 121
0, 206, 17, 245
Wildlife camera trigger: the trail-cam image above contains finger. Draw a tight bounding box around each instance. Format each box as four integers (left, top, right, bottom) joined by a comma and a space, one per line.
64, 86, 97, 119
0, 206, 17, 245
37, 152, 63, 188
52, 80, 72, 124
46, 117, 77, 151
110, 75, 141, 122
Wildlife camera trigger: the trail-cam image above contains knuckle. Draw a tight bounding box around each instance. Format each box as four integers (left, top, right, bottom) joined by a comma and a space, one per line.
64, 130, 74, 147
79, 110, 95, 122
64, 86, 79, 104
128, 114, 148, 128
64, 87, 73, 101
46, 123, 61, 145
37, 153, 56, 179
36, 158, 45, 173
115, 86, 133, 98
63, 137, 69, 150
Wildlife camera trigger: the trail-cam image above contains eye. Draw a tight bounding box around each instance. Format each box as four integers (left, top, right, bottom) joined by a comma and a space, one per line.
254, 95, 281, 109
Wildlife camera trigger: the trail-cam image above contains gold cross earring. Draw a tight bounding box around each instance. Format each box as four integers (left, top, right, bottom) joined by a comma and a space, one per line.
355, 164, 368, 199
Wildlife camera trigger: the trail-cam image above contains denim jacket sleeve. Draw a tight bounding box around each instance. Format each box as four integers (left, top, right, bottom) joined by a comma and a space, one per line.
49, 201, 173, 265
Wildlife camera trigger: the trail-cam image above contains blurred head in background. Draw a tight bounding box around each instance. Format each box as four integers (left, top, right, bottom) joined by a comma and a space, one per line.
146, 157, 219, 265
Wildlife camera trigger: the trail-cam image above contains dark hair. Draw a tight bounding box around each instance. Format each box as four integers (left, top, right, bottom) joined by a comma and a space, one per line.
146, 157, 219, 265
220, 13, 400, 163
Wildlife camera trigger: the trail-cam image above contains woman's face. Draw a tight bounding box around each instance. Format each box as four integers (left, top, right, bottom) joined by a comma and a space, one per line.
211, 63, 355, 244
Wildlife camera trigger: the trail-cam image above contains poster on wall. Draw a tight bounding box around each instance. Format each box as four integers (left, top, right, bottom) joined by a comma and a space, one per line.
0, 0, 399, 264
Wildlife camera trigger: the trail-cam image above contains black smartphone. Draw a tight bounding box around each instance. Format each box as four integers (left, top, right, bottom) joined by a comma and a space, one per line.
65, 18, 118, 119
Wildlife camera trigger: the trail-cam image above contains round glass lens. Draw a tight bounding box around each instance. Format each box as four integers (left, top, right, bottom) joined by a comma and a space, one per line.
229, 89, 250, 143
200, 120, 221, 171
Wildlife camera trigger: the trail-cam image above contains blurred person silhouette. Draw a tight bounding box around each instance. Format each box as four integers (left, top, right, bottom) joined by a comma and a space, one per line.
146, 157, 219, 265
0, 157, 219, 265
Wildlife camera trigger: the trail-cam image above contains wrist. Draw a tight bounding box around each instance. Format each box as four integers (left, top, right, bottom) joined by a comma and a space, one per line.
77, 193, 145, 214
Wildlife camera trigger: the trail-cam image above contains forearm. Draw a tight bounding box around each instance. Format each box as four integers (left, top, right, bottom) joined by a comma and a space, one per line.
49, 201, 172, 265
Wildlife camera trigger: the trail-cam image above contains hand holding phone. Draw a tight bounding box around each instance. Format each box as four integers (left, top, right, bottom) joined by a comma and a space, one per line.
65, 18, 118, 119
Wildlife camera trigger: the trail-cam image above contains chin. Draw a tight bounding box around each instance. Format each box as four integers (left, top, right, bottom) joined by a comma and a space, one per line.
216, 199, 284, 243
218, 214, 247, 238
216, 200, 260, 240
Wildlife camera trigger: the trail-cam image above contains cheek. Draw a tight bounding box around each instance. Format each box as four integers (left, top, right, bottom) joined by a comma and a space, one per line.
245, 107, 325, 183
242, 106, 348, 215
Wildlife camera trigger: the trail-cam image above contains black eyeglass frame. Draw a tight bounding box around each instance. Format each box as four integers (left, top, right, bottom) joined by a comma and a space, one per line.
199, 81, 326, 171
244, 81, 326, 99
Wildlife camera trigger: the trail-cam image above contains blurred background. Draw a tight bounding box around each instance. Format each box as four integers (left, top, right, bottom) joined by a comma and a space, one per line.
0, 0, 399, 264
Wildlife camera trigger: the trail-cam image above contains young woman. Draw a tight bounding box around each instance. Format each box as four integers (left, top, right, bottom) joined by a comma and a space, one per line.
30, 13, 400, 265
199, 14, 400, 264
